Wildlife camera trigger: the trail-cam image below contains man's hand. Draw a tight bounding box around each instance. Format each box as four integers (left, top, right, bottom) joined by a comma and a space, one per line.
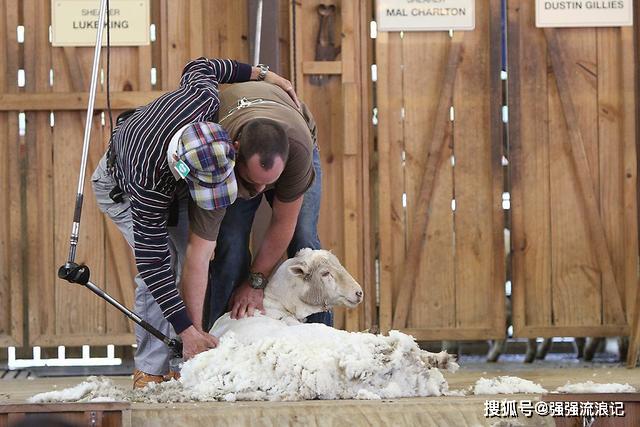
179, 325, 219, 360
263, 71, 301, 110
229, 281, 265, 319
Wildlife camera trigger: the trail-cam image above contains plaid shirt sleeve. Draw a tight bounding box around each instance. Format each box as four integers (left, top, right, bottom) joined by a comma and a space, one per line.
129, 184, 191, 334
179, 58, 252, 95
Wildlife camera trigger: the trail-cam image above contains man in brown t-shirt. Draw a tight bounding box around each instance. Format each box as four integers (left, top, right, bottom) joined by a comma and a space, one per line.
192, 81, 329, 329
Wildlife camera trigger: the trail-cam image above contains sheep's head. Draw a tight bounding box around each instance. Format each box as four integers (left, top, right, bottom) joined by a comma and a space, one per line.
287, 248, 363, 310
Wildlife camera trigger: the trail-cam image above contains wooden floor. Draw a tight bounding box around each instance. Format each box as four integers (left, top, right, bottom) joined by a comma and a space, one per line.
2, 362, 640, 426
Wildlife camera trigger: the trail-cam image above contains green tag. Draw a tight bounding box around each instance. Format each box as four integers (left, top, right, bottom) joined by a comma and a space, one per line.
175, 159, 190, 179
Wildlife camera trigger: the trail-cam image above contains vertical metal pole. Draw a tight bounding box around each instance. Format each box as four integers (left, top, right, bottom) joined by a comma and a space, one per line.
65, 0, 108, 264
253, 0, 263, 65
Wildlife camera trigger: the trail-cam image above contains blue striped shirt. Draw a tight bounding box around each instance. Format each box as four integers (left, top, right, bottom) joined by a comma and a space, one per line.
110, 58, 251, 333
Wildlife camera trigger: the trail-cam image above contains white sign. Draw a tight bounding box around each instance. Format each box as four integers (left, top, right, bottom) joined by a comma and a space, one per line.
536, 0, 633, 28
376, 0, 475, 32
51, 0, 150, 46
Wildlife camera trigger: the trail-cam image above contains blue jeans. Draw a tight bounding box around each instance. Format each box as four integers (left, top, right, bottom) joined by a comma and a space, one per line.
205, 146, 332, 329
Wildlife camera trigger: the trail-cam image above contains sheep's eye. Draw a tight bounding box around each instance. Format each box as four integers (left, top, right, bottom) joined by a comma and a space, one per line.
321, 271, 332, 278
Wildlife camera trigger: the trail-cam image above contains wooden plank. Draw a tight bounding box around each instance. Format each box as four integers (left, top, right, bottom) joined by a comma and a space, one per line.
629, 288, 640, 367
391, 33, 463, 330
24, 333, 136, 347
401, 328, 504, 341
375, 31, 405, 334
150, 0, 163, 89
159, 0, 169, 89
0, 0, 10, 346
137, 14, 153, 89
164, 0, 189, 88
188, 0, 204, 59
488, 0, 506, 336
341, 0, 360, 331
517, 325, 631, 339
623, 21, 640, 366
6, 0, 23, 348
509, 0, 553, 335
0, 91, 168, 111
23, 0, 53, 347
291, 0, 304, 97
1, 403, 130, 413
221, 0, 249, 61
453, 1, 502, 332
386, 30, 406, 333
358, 0, 375, 330
203, 0, 249, 61
597, 27, 626, 326
278, 0, 290, 77
401, 31, 454, 331
545, 28, 625, 325
0, 0, 23, 347
547, 38, 601, 329
302, 61, 342, 75
375, 30, 392, 333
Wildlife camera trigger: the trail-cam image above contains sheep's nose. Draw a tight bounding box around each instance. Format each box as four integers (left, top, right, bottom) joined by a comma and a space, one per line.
356, 290, 363, 299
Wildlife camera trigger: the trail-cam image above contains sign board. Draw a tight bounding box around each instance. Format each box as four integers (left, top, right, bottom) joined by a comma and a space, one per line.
51, 0, 150, 46
536, 0, 633, 28
376, 0, 475, 32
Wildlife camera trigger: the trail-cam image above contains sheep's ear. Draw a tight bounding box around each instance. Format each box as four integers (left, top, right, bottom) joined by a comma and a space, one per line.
288, 261, 309, 278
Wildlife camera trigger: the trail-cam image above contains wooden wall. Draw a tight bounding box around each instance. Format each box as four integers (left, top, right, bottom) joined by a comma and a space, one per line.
375, 1, 506, 340
290, 0, 374, 331
1, 0, 639, 349
509, 0, 638, 338
0, 0, 252, 347
0, 0, 372, 348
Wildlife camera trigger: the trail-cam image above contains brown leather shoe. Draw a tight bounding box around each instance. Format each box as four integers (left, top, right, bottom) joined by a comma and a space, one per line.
164, 370, 180, 381
132, 369, 165, 389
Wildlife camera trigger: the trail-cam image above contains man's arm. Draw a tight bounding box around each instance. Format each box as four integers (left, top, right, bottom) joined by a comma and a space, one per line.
129, 186, 217, 359
129, 186, 191, 332
181, 231, 216, 331
180, 58, 300, 108
229, 196, 303, 319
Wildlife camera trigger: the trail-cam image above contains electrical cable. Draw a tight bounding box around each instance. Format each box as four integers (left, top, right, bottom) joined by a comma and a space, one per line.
106, 0, 113, 136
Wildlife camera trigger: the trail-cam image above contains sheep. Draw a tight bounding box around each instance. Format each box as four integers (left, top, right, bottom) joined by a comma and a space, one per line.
210, 248, 364, 339
208, 248, 454, 371
28, 249, 459, 403
177, 248, 458, 401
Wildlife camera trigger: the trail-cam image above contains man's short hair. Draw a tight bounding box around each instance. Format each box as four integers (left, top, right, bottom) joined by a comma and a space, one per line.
238, 118, 289, 170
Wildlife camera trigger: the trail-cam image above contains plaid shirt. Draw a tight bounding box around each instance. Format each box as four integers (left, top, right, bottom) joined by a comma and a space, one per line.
109, 58, 251, 334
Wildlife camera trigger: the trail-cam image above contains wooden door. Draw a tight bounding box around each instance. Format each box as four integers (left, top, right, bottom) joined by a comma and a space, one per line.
376, 1, 506, 339
508, 0, 638, 338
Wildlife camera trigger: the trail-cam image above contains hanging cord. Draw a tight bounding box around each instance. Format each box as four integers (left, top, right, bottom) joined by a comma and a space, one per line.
106, 0, 113, 136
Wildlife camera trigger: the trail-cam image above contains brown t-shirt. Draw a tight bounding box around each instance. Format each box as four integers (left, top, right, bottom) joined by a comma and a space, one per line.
189, 82, 317, 241
188, 197, 226, 241
218, 81, 316, 201
170, 181, 225, 242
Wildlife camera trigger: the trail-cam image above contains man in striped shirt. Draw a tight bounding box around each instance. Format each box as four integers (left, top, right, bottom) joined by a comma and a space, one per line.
91, 58, 298, 388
